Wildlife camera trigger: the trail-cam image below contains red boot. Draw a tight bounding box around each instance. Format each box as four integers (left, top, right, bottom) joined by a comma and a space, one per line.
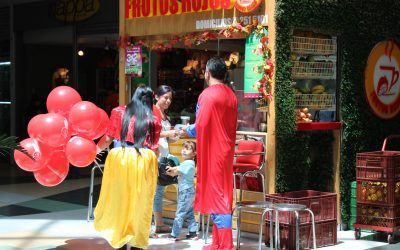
203, 224, 219, 250
216, 228, 234, 250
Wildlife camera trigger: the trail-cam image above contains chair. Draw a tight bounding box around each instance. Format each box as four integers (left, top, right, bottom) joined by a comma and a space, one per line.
233, 139, 266, 203
87, 160, 104, 221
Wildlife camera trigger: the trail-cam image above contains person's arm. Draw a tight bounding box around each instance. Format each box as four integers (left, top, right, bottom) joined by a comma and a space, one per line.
166, 166, 179, 176
184, 124, 196, 138
160, 130, 179, 138
96, 134, 113, 153
177, 161, 195, 176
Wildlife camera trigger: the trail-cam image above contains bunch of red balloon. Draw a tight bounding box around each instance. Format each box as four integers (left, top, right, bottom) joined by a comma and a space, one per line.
14, 86, 109, 187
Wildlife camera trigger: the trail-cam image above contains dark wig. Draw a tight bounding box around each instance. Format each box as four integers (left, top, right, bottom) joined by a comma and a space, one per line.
155, 85, 174, 97
120, 84, 155, 151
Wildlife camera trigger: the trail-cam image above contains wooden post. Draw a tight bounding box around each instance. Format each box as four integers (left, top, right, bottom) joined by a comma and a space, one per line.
333, 129, 341, 224
266, 0, 276, 194
119, 0, 128, 105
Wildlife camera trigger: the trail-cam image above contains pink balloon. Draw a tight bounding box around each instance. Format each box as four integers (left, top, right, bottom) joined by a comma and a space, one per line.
79, 108, 109, 140
14, 138, 51, 172
34, 150, 69, 187
28, 113, 69, 147
68, 101, 100, 134
47, 86, 82, 116
66, 136, 96, 167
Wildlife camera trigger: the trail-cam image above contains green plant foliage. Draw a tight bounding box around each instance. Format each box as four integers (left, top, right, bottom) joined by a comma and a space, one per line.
0, 134, 27, 158
275, 0, 400, 226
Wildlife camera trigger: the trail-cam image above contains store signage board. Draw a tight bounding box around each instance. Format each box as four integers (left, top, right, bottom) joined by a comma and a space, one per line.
244, 31, 264, 98
235, 0, 262, 13
125, 46, 143, 77
195, 14, 264, 30
365, 40, 400, 119
125, 0, 235, 18
51, 0, 100, 22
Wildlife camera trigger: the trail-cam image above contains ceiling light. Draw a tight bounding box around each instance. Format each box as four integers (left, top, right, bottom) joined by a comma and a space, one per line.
78, 50, 84, 56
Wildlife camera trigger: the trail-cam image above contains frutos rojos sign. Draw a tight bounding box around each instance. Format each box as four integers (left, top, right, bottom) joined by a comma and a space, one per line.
125, 0, 235, 18
365, 40, 400, 119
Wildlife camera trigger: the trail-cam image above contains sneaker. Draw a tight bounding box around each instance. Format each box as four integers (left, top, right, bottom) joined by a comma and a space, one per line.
186, 231, 198, 240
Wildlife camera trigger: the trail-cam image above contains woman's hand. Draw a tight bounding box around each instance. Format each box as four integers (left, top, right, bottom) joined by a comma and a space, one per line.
166, 129, 179, 138
166, 166, 179, 176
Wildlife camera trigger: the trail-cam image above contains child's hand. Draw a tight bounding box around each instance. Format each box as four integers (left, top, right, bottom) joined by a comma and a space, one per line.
166, 166, 179, 177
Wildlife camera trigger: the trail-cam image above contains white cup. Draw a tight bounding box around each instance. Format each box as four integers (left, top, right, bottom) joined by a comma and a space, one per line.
180, 116, 190, 125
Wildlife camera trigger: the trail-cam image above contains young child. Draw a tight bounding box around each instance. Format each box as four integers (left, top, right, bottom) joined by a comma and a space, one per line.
166, 141, 198, 240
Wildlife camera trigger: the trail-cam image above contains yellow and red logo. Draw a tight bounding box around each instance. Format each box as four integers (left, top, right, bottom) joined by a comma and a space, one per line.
235, 0, 262, 14
365, 40, 400, 119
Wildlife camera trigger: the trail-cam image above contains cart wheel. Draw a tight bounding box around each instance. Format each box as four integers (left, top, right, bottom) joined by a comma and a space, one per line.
354, 228, 361, 240
387, 233, 393, 244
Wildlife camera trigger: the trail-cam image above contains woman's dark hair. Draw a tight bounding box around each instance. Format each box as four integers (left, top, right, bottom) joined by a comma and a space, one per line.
206, 57, 227, 81
120, 84, 155, 151
156, 85, 174, 97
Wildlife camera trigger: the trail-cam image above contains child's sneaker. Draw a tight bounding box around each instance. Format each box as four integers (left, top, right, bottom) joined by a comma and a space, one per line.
185, 231, 198, 240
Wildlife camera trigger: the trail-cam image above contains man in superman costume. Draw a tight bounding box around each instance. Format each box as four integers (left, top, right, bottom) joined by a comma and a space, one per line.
184, 57, 237, 249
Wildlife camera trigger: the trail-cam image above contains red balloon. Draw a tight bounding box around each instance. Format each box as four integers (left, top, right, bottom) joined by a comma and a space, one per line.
68, 101, 100, 134
66, 136, 96, 167
79, 108, 109, 140
34, 150, 69, 187
14, 138, 51, 171
47, 86, 82, 116
28, 113, 69, 147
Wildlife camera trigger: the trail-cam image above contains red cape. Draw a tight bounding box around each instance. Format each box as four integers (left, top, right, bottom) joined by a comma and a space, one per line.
194, 84, 238, 214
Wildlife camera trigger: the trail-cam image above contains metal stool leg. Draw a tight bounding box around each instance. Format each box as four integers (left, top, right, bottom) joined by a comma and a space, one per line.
295, 211, 300, 250
205, 214, 210, 244
87, 164, 98, 221
260, 209, 273, 250
237, 206, 242, 249
275, 210, 280, 250
268, 210, 274, 250
305, 208, 317, 250
201, 214, 205, 240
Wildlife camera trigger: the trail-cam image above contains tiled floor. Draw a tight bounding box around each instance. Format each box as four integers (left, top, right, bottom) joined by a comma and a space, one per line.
0, 177, 399, 249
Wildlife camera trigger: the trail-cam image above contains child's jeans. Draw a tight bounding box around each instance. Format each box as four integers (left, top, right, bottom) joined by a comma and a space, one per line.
171, 187, 198, 237
153, 184, 165, 213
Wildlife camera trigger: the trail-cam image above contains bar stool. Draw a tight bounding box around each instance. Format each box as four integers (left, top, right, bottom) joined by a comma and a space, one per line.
273, 203, 316, 250
87, 161, 104, 221
232, 201, 274, 250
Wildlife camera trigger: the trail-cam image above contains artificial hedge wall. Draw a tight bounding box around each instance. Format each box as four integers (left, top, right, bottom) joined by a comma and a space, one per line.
275, 0, 400, 226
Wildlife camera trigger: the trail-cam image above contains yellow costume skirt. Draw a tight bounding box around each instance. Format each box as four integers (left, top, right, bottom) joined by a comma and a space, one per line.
94, 147, 157, 249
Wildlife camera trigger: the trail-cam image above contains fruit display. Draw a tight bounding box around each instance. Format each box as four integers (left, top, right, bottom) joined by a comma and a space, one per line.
358, 181, 400, 204
358, 204, 400, 227
359, 181, 388, 203
311, 84, 326, 94
296, 107, 312, 123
